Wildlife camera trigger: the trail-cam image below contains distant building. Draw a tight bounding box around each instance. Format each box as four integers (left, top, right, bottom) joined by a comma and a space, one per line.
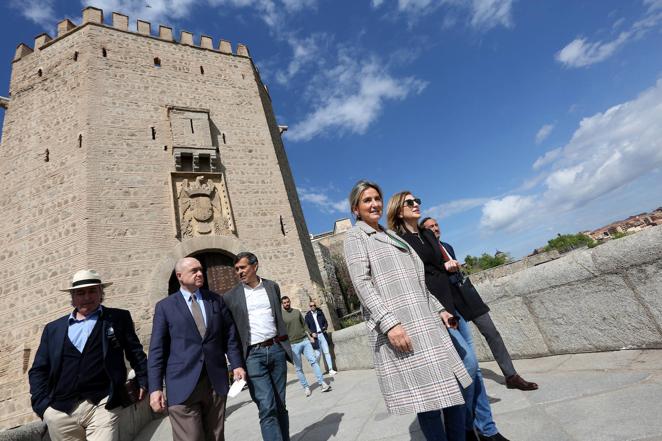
587, 207, 662, 241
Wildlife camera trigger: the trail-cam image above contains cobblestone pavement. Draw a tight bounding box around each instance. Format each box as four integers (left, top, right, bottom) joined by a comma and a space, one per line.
135, 349, 662, 441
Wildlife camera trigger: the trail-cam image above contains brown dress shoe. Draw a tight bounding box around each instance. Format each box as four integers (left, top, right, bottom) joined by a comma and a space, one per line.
506, 373, 538, 390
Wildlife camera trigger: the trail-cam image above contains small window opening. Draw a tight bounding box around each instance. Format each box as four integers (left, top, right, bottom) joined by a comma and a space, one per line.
280, 215, 286, 236
73, 51, 78, 61
102, 48, 107, 57
181, 153, 193, 171
200, 66, 204, 75
151, 127, 156, 140
198, 155, 211, 172
44, 149, 49, 162
22, 348, 31, 373
154, 57, 161, 67
163, 145, 168, 151
189, 119, 195, 134
222, 133, 226, 144
78, 134, 83, 148
37, 69, 42, 77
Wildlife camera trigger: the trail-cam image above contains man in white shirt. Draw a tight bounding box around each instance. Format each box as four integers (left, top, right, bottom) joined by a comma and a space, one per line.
305, 302, 337, 376
223, 252, 293, 441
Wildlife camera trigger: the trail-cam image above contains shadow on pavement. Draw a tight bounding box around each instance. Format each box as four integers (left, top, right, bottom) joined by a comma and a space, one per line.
292, 412, 344, 441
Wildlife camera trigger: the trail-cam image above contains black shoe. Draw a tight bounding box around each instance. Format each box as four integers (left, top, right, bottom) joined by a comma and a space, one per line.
466, 430, 480, 441
478, 433, 510, 441
506, 373, 538, 391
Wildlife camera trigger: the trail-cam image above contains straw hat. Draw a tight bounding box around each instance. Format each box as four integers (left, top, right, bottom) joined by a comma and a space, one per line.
60, 269, 113, 292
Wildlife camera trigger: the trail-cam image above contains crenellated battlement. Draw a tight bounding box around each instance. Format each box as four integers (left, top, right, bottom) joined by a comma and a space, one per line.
13, 6, 251, 62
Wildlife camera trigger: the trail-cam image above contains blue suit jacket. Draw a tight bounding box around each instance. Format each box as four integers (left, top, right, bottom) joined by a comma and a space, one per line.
28, 307, 148, 418
147, 289, 243, 405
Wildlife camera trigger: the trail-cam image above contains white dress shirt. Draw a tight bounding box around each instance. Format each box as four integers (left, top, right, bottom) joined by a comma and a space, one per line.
244, 278, 277, 344
311, 311, 322, 332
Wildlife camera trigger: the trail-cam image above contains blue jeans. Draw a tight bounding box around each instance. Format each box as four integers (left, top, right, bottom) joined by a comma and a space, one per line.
246, 344, 289, 441
448, 315, 498, 437
315, 332, 334, 371
291, 339, 325, 388
417, 405, 465, 441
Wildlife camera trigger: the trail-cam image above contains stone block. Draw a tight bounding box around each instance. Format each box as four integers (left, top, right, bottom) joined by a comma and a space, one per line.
625, 260, 662, 331
82, 6, 103, 24
331, 323, 374, 370
137, 20, 151, 36
180, 31, 193, 46
527, 274, 662, 354
236, 44, 250, 57
112, 13, 128, 31
158, 26, 173, 41
200, 36, 213, 49
591, 225, 662, 273
474, 296, 550, 359
219, 40, 232, 54
57, 19, 76, 37
13, 44, 33, 62
34, 33, 52, 50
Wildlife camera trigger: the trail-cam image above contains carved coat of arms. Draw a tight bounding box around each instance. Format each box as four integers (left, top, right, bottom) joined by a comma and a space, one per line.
177, 176, 232, 237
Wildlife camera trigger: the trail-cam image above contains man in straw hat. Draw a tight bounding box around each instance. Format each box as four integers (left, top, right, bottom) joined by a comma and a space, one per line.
28, 269, 148, 441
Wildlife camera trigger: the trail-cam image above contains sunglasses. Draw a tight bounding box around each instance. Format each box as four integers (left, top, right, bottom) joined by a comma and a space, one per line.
403, 198, 422, 207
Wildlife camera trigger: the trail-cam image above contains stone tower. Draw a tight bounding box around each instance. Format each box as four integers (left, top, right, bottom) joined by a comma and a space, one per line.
0, 7, 326, 428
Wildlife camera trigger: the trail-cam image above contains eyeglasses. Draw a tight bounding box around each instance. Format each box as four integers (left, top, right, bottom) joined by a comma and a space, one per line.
309, 304, 316, 307
403, 198, 421, 207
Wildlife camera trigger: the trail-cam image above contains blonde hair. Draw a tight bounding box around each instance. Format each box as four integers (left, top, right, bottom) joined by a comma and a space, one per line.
348, 180, 383, 220
386, 190, 413, 234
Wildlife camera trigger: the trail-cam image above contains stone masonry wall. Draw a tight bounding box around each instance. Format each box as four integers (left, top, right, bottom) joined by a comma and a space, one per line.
0, 10, 323, 429
332, 225, 662, 371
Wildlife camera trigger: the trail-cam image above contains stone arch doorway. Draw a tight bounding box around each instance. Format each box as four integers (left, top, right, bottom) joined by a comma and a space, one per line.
168, 251, 238, 295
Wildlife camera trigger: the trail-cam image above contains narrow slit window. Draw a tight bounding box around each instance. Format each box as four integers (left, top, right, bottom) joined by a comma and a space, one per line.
151, 127, 156, 140
102, 48, 107, 57
73, 51, 78, 61
154, 57, 161, 67
44, 149, 49, 162
200, 66, 204, 75
37, 69, 42, 77
189, 119, 194, 134
78, 134, 83, 148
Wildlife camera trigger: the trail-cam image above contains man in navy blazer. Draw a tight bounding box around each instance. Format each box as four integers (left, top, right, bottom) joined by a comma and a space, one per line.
148, 257, 245, 441
28, 269, 148, 441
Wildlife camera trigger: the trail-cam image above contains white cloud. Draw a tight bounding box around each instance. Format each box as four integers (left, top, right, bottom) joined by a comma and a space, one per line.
392, 0, 514, 31
480, 195, 534, 231
556, 1, 662, 68
469, 0, 514, 30
482, 77, 662, 232
298, 187, 348, 213
555, 33, 630, 68
275, 33, 328, 85
371, 0, 386, 7
532, 147, 561, 170
535, 123, 554, 144
9, 0, 56, 26
425, 197, 488, 219
287, 54, 427, 141
82, 0, 196, 23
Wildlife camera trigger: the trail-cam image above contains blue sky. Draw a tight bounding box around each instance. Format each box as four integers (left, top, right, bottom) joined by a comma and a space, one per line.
1, 0, 661, 259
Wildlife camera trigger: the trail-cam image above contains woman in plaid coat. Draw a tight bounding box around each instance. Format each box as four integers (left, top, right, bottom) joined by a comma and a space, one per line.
343, 180, 471, 441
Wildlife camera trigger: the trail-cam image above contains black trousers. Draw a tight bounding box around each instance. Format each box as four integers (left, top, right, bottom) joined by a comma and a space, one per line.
472, 312, 517, 378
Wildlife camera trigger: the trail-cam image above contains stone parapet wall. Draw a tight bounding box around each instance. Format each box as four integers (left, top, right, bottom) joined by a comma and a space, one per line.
331, 225, 662, 370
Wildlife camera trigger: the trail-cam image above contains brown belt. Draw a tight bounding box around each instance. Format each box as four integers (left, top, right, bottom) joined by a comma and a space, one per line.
250, 335, 288, 349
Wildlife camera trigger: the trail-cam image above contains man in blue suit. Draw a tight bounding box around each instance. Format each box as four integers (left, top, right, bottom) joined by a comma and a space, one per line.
148, 257, 245, 441
28, 269, 148, 441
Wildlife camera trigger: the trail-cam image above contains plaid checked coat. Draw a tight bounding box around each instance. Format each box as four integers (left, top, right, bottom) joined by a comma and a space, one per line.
344, 221, 471, 415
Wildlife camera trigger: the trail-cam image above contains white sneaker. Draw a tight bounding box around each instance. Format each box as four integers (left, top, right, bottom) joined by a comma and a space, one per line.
320, 382, 332, 392
328, 369, 337, 376
304, 387, 311, 397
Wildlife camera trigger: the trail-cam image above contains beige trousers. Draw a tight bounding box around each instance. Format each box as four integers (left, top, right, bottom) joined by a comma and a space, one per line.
43, 396, 120, 441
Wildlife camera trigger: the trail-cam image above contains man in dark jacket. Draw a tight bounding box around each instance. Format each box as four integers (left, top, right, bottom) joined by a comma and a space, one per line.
420, 217, 538, 391
304, 302, 336, 375
148, 257, 245, 441
29, 269, 148, 441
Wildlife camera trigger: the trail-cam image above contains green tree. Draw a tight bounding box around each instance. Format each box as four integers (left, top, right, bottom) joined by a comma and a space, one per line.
463, 252, 510, 274
544, 233, 595, 253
